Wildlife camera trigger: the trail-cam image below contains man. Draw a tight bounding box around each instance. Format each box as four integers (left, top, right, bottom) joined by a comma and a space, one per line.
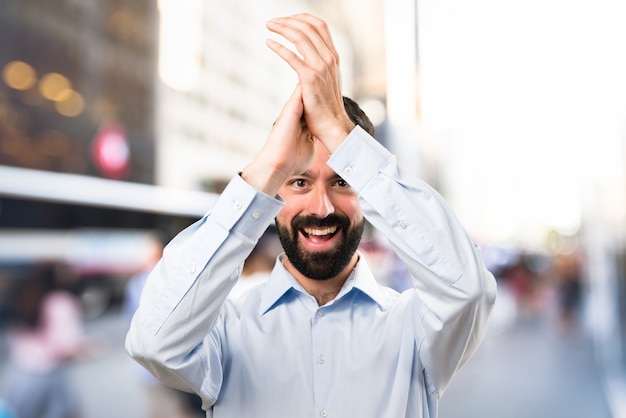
126, 13, 497, 418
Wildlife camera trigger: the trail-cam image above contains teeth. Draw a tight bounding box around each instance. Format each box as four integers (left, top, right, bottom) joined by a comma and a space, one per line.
303, 226, 337, 236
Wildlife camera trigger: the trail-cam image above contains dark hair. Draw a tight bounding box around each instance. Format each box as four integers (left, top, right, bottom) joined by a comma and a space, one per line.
343, 96, 375, 137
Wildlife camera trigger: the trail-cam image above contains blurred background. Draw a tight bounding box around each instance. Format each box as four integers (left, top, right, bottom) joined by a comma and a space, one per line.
0, 0, 625, 417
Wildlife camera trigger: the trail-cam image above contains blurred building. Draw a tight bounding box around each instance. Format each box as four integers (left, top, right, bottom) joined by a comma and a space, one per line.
0, 0, 167, 318
0, 0, 157, 183
155, 0, 299, 191
154, 0, 374, 192
0, 0, 161, 230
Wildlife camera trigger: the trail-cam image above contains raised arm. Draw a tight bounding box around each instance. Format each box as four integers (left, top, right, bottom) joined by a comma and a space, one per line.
125, 73, 310, 398
328, 128, 497, 394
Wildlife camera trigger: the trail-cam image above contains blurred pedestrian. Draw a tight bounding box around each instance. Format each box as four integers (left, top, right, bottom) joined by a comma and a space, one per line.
554, 250, 584, 333
0, 261, 97, 418
501, 255, 538, 321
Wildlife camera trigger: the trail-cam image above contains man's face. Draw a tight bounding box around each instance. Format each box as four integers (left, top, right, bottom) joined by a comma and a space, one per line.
276, 142, 364, 281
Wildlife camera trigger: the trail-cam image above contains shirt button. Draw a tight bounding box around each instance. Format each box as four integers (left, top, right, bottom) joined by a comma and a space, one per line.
252, 211, 261, 219
188, 265, 196, 274
317, 310, 325, 317
317, 355, 325, 364
344, 166, 353, 176
320, 409, 328, 417
398, 221, 407, 229
234, 201, 242, 210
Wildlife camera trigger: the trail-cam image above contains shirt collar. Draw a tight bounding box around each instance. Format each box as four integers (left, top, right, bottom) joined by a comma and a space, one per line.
259, 255, 299, 315
349, 253, 396, 310
259, 252, 395, 315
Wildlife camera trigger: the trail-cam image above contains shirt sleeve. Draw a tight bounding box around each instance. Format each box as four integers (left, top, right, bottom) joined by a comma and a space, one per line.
327, 125, 497, 396
125, 174, 284, 398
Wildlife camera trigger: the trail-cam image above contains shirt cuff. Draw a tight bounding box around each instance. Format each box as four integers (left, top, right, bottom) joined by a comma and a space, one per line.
214, 174, 284, 240
327, 125, 393, 192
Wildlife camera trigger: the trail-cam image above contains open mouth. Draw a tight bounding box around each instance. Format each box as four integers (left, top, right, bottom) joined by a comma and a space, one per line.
300, 226, 339, 243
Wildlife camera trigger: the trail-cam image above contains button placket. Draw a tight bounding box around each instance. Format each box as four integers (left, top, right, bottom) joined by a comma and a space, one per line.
311, 307, 331, 416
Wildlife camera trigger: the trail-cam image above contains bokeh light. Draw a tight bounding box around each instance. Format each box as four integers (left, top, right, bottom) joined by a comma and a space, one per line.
39, 72, 72, 102
2, 61, 37, 90
54, 89, 85, 117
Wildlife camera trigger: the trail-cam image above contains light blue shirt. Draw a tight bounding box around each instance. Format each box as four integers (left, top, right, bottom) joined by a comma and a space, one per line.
126, 126, 497, 418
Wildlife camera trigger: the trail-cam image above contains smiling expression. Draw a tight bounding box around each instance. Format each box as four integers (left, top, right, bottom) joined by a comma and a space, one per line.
276, 142, 364, 281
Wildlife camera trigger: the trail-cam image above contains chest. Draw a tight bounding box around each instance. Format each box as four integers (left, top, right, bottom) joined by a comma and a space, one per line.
221, 297, 420, 390
211, 294, 431, 417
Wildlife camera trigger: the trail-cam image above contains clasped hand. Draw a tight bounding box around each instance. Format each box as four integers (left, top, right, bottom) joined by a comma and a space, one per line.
242, 14, 355, 197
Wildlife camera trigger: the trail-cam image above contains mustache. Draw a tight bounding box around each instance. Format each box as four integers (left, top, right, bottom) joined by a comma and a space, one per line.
291, 214, 350, 230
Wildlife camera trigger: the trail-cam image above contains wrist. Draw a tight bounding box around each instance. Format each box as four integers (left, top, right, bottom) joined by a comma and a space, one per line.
241, 161, 287, 197
323, 121, 355, 154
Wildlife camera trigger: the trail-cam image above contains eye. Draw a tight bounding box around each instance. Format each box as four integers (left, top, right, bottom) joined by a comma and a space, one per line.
291, 178, 308, 188
334, 178, 349, 188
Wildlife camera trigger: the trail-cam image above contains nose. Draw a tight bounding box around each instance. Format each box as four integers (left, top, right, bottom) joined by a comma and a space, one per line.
307, 186, 335, 218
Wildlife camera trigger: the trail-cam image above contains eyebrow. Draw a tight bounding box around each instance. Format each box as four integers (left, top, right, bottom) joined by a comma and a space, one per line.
293, 170, 313, 178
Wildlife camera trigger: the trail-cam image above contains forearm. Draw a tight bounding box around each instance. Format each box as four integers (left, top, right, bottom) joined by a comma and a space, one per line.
125, 174, 283, 391
329, 126, 492, 288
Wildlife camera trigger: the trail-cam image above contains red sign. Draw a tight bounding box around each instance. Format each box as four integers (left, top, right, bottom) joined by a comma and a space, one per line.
91, 123, 130, 179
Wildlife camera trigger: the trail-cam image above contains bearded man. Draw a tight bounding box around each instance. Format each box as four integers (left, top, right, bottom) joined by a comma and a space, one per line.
126, 13, 496, 418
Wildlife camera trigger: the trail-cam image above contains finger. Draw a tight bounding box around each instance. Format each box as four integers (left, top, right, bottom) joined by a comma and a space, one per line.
265, 25, 340, 92
265, 38, 308, 76
290, 13, 336, 55
278, 84, 304, 122
273, 87, 306, 143
282, 15, 336, 61
267, 37, 342, 115
266, 16, 338, 68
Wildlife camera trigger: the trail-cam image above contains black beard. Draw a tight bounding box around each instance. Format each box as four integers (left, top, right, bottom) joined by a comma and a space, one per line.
276, 213, 365, 281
